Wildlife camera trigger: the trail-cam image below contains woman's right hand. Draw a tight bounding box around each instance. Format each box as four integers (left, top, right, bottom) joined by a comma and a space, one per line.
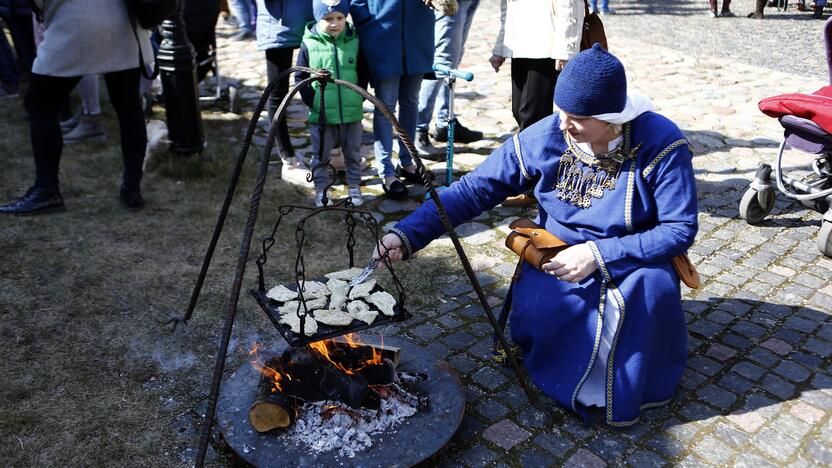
489, 55, 505, 73
373, 233, 406, 264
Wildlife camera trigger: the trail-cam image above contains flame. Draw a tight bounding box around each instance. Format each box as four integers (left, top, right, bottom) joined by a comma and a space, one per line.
248, 334, 385, 393
249, 343, 292, 392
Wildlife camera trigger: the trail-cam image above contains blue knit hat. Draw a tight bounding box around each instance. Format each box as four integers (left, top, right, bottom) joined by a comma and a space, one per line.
313, 0, 350, 21
554, 44, 627, 116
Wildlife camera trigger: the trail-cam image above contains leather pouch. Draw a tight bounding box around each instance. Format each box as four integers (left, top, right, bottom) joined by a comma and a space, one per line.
504, 218, 568, 271
504, 218, 701, 289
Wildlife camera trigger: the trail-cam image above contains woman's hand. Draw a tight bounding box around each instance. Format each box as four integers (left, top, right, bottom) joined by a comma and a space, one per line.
489, 55, 506, 73
373, 233, 406, 264
555, 59, 568, 71
541, 243, 598, 283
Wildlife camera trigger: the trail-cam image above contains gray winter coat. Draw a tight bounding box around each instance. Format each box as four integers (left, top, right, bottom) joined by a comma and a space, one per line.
32, 0, 153, 77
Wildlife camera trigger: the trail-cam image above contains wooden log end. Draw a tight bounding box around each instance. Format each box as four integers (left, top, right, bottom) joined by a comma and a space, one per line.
249, 401, 293, 432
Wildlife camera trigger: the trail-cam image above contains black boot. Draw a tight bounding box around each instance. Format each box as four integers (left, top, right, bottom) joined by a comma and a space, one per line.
0, 186, 64, 215
747, 0, 766, 17
120, 185, 144, 210
434, 121, 484, 144
415, 130, 444, 160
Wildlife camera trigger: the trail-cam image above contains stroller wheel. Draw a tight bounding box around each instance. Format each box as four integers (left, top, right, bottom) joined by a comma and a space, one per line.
818, 221, 832, 257
739, 187, 775, 224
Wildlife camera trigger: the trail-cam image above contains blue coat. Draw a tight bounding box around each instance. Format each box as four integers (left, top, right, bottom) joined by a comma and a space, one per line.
255, 0, 314, 51
391, 112, 698, 426
349, 0, 435, 81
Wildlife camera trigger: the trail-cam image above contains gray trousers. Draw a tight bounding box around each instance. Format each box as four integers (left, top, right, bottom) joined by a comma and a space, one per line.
309, 121, 363, 191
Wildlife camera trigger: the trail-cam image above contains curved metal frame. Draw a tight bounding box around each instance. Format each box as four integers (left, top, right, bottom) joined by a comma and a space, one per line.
774, 140, 832, 201
179, 67, 534, 467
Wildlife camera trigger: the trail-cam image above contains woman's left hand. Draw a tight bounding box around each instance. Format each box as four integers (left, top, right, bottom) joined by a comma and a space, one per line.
541, 243, 598, 283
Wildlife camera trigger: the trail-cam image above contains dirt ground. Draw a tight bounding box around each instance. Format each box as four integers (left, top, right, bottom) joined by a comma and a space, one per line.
0, 85, 458, 466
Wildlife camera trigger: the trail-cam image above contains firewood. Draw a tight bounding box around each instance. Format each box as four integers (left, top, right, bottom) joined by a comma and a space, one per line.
248, 369, 297, 432
330, 338, 401, 367
357, 359, 397, 386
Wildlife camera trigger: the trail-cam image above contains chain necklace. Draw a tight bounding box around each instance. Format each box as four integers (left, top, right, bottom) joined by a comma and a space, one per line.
554, 124, 640, 209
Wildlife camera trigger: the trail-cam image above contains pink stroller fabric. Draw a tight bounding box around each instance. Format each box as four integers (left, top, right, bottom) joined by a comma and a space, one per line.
759, 86, 832, 135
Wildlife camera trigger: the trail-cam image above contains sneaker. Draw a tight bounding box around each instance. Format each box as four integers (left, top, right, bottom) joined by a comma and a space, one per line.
348, 186, 364, 206
434, 122, 483, 144
231, 29, 255, 41
0, 186, 64, 214
415, 130, 444, 160
314, 190, 325, 207
63, 113, 106, 143
60, 110, 83, 132
381, 179, 408, 199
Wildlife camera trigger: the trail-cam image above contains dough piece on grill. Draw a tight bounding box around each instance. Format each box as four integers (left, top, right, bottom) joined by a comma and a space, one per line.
348, 279, 376, 300
300, 281, 329, 299
313, 309, 355, 327
325, 267, 364, 281
347, 300, 378, 325
368, 291, 397, 316
278, 301, 300, 316
266, 284, 298, 302
304, 296, 328, 311
279, 313, 318, 336
327, 278, 349, 311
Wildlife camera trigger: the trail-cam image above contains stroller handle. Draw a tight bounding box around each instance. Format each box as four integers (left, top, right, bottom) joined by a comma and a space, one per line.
433, 64, 474, 82
826, 16, 832, 84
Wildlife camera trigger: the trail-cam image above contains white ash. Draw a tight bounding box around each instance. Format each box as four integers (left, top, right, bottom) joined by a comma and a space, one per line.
285, 385, 419, 458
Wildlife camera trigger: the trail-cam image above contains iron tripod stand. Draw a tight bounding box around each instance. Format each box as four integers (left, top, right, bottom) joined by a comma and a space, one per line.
164, 67, 536, 467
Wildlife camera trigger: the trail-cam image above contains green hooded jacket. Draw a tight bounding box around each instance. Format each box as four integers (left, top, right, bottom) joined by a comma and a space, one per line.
301, 22, 363, 125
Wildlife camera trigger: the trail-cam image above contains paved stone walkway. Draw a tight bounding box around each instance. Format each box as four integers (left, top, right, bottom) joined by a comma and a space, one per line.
210, 2, 832, 465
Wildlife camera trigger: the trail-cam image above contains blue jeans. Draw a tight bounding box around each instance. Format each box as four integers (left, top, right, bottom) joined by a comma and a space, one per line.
229, 0, 256, 32
372, 73, 422, 178
417, 0, 479, 132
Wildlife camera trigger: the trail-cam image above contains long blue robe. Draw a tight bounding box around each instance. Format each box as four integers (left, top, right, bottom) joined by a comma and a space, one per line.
391, 112, 698, 426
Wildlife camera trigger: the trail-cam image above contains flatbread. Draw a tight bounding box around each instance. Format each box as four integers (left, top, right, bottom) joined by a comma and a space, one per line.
313, 309, 355, 327
299, 281, 329, 299
327, 278, 349, 311
347, 300, 378, 325
278, 301, 300, 316
279, 313, 318, 336
368, 291, 397, 316
304, 296, 328, 311
266, 284, 298, 302
325, 267, 365, 281
348, 279, 376, 300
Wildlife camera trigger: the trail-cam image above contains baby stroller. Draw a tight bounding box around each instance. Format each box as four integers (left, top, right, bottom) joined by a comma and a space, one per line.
183, 0, 240, 113
739, 18, 832, 257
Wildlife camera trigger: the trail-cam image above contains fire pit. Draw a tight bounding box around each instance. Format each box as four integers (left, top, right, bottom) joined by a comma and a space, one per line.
216, 334, 465, 467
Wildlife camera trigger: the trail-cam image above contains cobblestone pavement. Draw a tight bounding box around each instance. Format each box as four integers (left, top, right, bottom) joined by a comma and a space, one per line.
210, 1, 832, 465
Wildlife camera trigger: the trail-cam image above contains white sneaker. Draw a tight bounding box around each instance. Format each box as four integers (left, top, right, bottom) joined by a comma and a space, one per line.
348, 187, 364, 207
314, 190, 325, 207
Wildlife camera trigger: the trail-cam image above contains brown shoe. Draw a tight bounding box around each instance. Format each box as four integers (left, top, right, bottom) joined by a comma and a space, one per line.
501, 193, 537, 207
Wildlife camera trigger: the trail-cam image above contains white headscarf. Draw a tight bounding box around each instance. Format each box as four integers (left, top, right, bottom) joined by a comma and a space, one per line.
592, 90, 654, 125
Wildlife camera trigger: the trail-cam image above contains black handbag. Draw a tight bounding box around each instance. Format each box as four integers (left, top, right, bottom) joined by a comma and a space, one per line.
126, 0, 178, 29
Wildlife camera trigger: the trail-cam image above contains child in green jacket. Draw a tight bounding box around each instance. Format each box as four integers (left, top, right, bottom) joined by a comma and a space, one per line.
295, 0, 368, 206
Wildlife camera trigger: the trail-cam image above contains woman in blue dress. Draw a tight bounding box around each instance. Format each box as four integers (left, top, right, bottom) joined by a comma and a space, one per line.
374, 44, 698, 426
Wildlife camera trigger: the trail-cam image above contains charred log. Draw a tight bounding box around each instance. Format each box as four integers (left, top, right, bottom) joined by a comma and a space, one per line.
357, 359, 397, 386
248, 369, 297, 432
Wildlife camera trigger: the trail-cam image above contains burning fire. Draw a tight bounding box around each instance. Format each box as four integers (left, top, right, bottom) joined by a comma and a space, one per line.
249, 334, 384, 390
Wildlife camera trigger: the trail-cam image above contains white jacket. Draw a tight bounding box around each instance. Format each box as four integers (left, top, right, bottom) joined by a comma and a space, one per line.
492, 0, 585, 61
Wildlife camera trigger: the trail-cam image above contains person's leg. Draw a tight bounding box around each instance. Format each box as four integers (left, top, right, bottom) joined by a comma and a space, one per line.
431, 9, 463, 131
228, 0, 252, 31
78, 75, 101, 115
0, 24, 19, 96
396, 73, 422, 171
6, 13, 35, 75
372, 75, 400, 180
26, 74, 81, 188
417, 9, 446, 133
721, 0, 733, 14
510, 58, 529, 131
516, 58, 556, 131
309, 124, 338, 193
102, 68, 147, 205
342, 121, 364, 189
265, 47, 295, 159
64, 75, 107, 142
